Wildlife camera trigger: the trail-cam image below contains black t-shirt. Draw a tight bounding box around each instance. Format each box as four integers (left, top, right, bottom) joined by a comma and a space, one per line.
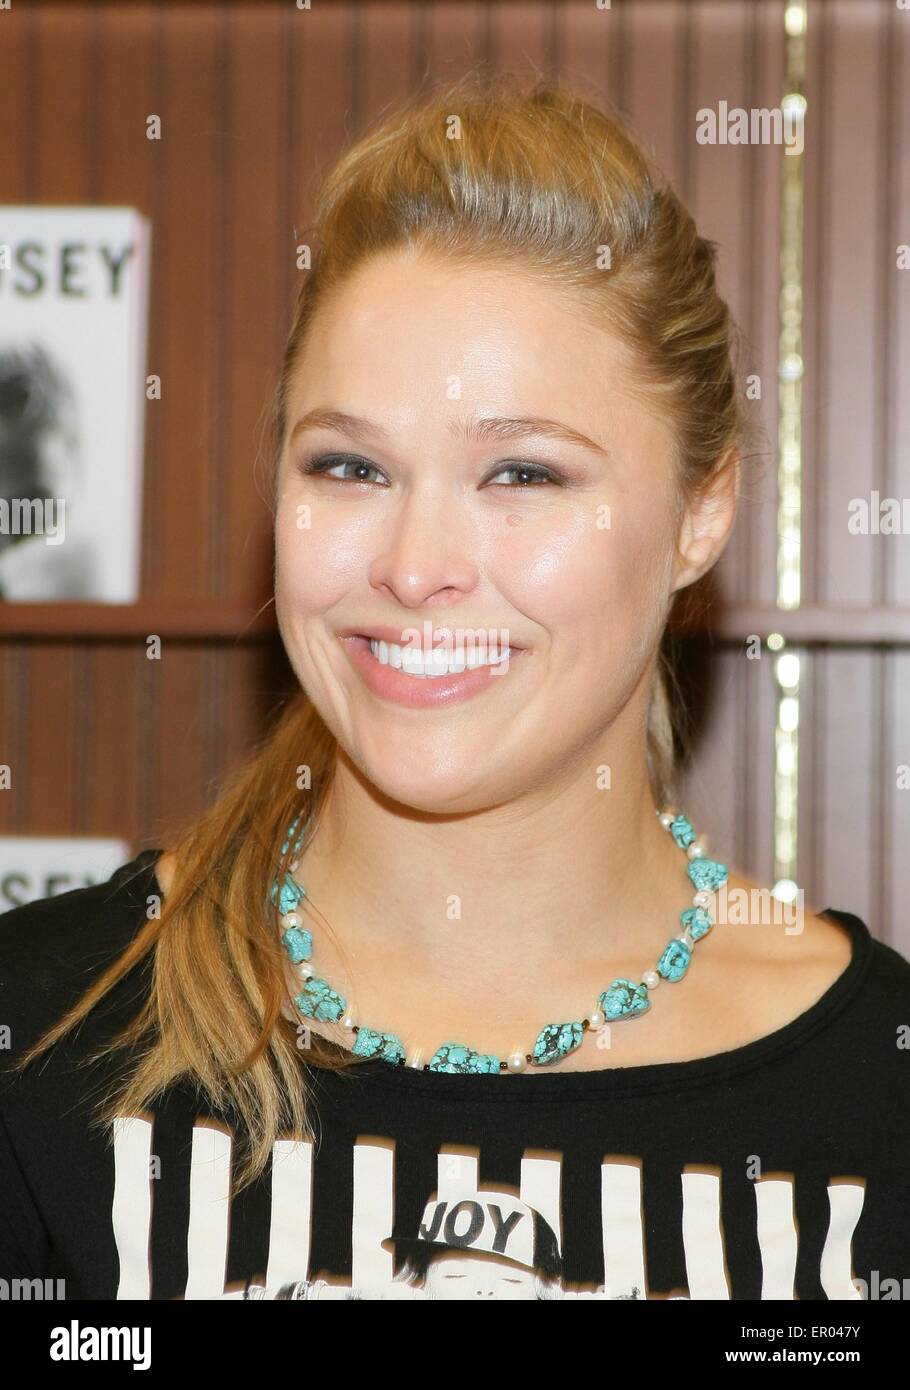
1, 849, 909, 1302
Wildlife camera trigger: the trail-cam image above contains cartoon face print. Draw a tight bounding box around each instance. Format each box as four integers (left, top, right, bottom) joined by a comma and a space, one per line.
422, 1247, 548, 1300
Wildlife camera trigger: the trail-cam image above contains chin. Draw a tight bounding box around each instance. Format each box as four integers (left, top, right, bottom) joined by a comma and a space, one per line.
353, 750, 512, 817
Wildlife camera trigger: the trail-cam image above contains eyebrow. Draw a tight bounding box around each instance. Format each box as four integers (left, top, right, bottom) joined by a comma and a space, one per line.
288, 408, 610, 460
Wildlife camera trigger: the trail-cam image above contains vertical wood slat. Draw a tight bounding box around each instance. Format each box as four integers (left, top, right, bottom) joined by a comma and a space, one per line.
22, 648, 77, 832
223, 5, 287, 603
809, 0, 880, 611
421, 1, 490, 83
486, 0, 553, 79
885, 653, 910, 953
0, 648, 29, 833
83, 645, 142, 844
358, 3, 421, 116
154, 6, 221, 602
0, 0, 31, 196
31, 6, 94, 203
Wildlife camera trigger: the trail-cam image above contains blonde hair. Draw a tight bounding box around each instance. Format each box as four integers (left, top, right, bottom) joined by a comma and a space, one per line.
11, 70, 748, 1190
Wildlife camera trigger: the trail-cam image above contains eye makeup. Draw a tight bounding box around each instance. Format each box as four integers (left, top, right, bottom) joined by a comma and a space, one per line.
295, 452, 573, 489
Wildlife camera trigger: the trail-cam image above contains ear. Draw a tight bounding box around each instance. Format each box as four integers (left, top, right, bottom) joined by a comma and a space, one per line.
670, 447, 741, 594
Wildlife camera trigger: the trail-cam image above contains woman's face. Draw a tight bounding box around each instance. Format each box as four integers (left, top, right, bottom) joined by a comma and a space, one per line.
274, 248, 683, 813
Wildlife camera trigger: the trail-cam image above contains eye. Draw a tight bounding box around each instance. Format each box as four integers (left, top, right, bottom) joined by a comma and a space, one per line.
297, 453, 566, 489
298, 453, 390, 486
485, 462, 564, 487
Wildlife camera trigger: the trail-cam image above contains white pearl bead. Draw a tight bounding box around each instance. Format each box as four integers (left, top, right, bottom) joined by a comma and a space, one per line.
642, 970, 660, 989
289, 858, 299, 872
299, 963, 313, 979
694, 890, 712, 908
508, 1052, 527, 1073
341, 1014, 355, 1030
407, 1054, 424, 1070
588, 1008, 605, 1030
687, 842, 705, 859
282, 912, 301, 929
659, 812, 673, 829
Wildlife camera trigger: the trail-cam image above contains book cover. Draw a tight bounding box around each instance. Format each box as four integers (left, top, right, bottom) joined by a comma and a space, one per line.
0, 206, 151, 602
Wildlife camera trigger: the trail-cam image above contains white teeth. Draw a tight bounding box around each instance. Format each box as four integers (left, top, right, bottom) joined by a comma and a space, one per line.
368, 639, 513, 677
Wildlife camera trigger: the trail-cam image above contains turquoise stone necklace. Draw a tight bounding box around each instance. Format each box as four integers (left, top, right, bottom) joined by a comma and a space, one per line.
273, 808, 728, 1074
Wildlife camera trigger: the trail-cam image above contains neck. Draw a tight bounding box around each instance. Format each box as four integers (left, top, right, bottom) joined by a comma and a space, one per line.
293, 740, 692, 984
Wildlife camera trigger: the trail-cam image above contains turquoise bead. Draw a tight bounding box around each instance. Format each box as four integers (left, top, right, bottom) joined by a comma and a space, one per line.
680, 906, 712, 941
273, 872, 306, 916
658, 938, 691, 981
471, 1053, 501, 1074
669, 814, 695, 849
532, 1021, 584, 1065
428, 1043, 500, 1074
295, 978, 345, 1022
281, 926, 312, 963
687, 857, 728, 893
353, 1028, 406, 1065
599, 979, 650, 1020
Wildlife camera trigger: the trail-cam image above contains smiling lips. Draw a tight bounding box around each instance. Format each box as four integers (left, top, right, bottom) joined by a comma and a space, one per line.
339, 632, 528, 708
337, 624, 525, 650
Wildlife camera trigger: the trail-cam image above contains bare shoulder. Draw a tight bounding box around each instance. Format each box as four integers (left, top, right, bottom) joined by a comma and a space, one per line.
614, 866, 862, 1065
698, 868, 856, 1025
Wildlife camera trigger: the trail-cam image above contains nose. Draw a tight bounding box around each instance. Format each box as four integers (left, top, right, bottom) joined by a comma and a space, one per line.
368, 486, 480, 610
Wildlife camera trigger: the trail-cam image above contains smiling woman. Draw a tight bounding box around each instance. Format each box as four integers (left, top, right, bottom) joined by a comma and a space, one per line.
273, 245, 697, 793
2, 69, 909, 1304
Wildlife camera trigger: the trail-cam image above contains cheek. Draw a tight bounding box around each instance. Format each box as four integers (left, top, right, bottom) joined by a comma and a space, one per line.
274, 497, 369, 616
498, 505, 669, 647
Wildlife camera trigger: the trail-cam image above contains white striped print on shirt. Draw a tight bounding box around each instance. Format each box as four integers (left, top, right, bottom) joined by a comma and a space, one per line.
111, 1116, 865, 1301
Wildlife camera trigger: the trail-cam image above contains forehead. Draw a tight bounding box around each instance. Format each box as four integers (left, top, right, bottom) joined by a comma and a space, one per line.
287, 249, 674, 457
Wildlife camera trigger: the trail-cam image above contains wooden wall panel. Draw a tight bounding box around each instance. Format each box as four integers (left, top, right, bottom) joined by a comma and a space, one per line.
896, 16, 910, 611
222, 4, 288, 603
609, 1, 785, 899
885, 652, 910, 951
0, 2, 29, 195
21, 648, 78, 831
31, 6, 95, 204
797, 0, 910, 952
805, 1, 881, 611
487, 1, 552, 76
83, 645, 143, 840
423, 2, 490, 83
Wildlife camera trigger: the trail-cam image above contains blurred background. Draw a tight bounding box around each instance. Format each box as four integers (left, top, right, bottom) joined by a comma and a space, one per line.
0, 0, 908, 952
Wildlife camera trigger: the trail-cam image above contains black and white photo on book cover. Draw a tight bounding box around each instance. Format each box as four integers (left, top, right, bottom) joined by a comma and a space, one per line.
0, 206, 150, 602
